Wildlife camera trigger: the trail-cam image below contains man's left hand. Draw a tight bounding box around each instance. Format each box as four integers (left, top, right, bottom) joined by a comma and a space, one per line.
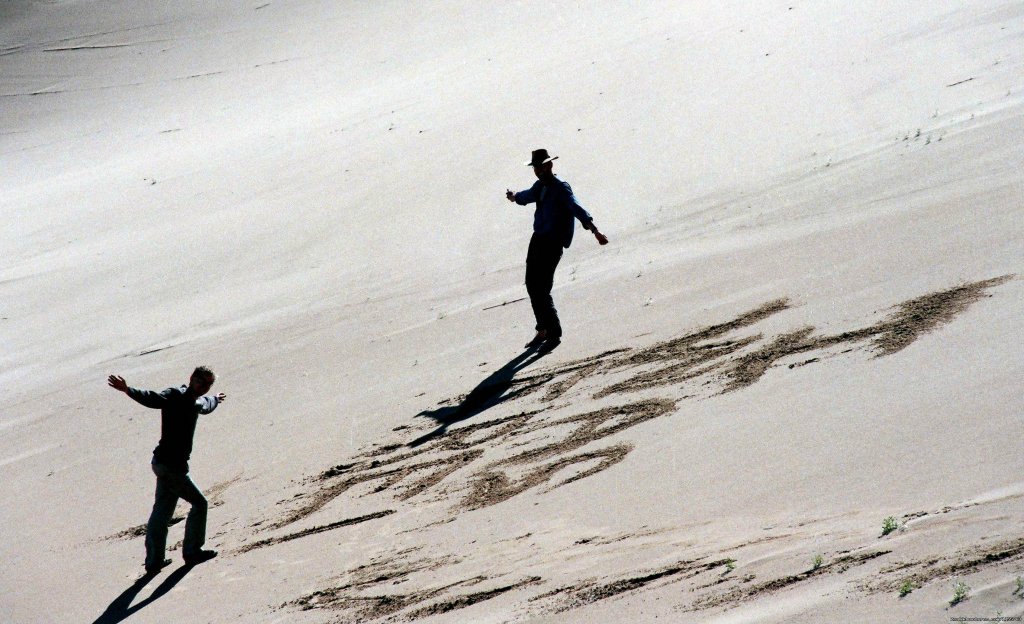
594, 231, 609, 245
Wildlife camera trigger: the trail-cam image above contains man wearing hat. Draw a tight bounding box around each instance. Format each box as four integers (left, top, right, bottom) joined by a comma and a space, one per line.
506, 149, 608, 348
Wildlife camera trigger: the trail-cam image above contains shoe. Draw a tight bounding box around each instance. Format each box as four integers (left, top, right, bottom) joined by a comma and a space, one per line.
538, 336, 561, 353
144, 558, 172, 574
525, 330, 547, 349
183, 549, 218, 566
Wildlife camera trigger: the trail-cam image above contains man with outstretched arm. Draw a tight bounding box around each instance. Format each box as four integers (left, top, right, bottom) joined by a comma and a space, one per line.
506, 149, 608, 349
107, 366, 226, 574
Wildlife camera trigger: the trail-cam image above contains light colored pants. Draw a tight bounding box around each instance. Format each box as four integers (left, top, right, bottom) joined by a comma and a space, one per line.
146, 461, 208, 567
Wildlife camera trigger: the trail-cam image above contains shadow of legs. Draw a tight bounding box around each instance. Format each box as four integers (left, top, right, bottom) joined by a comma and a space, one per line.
408, 347, 549, 447
91, 565, 193, 624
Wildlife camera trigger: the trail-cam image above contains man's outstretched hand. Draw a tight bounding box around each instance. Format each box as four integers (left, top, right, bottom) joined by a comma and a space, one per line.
506, 189, 516, 202
215, 393, 227, 403
594, 231, 609, 245
107, 374, 129, 393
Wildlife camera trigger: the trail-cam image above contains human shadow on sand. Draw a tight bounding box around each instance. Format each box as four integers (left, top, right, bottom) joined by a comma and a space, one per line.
408, 343, 556, 448
91, 564, 193, 624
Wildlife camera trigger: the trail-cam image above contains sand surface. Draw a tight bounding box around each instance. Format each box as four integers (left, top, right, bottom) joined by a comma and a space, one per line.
2, 1, 1023, 622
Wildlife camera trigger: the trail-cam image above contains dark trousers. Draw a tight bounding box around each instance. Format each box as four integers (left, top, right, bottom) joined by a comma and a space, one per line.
146, 461, 208, 567
525, 233, 564, 337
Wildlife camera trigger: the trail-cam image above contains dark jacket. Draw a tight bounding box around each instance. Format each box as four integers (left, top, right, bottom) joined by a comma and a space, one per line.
513, 175, 594, 248
128, 385, 219, 473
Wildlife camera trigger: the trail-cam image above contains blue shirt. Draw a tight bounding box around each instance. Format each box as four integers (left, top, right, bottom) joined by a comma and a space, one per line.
513, 175, 594, 248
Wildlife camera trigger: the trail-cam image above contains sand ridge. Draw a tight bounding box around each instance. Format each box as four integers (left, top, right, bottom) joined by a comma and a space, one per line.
259, 492, 1024, 622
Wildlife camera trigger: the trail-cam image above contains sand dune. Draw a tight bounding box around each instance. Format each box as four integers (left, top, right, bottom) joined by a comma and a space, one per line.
2, 1, 1023, 622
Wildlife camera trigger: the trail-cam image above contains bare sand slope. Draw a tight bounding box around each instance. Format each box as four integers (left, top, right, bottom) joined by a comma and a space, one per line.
1, 1, 1023, 623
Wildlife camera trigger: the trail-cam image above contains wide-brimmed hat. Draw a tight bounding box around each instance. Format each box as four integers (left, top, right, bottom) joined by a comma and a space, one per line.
525, 149, 558, 167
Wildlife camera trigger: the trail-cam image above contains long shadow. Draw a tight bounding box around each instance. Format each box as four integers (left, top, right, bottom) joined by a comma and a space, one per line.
408, 343, 555, 447
92, 564, 194, 624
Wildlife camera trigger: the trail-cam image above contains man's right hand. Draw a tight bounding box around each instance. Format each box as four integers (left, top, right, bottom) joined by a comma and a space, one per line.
506, 189, 515, 202
107, 374, 129, 393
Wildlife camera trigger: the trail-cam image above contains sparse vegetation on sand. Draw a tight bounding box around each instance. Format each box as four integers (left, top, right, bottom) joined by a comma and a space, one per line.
881, 516, 900, 536
950, 580, 970, 606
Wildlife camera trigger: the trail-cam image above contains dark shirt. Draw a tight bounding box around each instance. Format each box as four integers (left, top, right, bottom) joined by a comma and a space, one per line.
127, 385, 219, 473
513, 175, 594, 248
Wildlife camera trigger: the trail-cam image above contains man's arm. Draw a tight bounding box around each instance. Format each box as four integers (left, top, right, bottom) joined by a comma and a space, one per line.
562, 184, 609, 245
587, 222, 609, 245
197, 393, 227, 415
107, 374, 171, 409
505, 181, 540, 205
